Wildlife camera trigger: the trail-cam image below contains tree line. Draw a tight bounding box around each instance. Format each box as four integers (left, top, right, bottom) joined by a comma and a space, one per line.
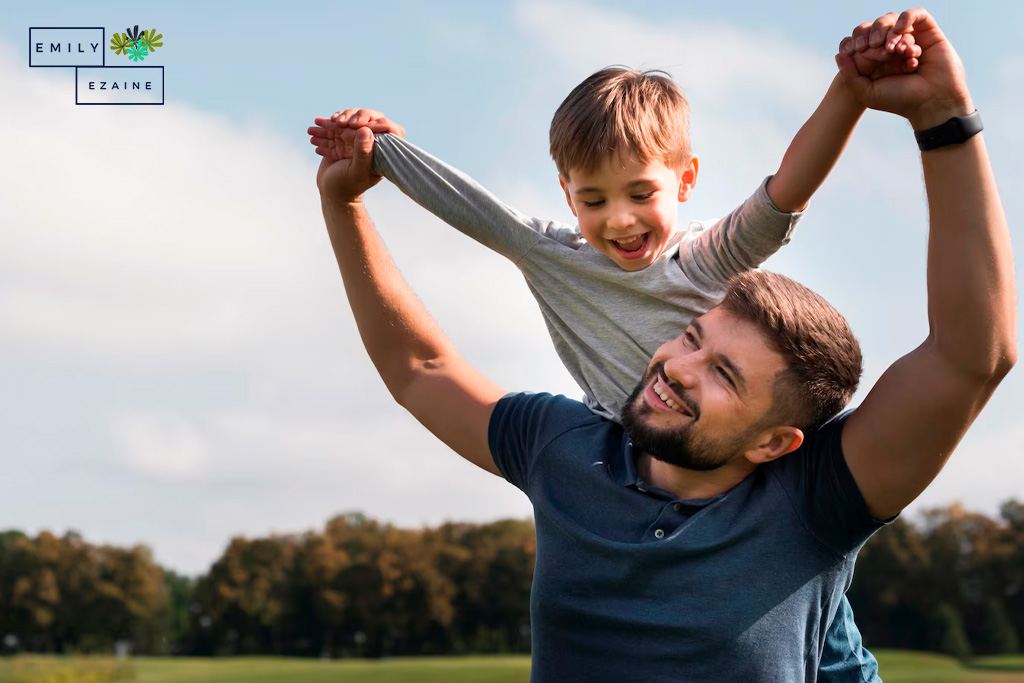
0, 502, 1021, 658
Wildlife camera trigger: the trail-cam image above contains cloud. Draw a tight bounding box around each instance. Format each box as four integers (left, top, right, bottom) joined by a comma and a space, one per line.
111, 411, 210, 479
514, 0, 832, 107
0, 39, 552, 573
1, 5, 1021, 574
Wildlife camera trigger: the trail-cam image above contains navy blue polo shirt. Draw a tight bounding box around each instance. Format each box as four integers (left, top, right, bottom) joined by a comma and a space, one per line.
489, 392, 888, 683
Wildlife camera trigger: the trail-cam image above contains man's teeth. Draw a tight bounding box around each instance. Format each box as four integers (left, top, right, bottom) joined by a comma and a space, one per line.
654, 380, 686, 414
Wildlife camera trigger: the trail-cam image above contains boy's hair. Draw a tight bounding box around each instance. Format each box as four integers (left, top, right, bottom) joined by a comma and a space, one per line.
720, 271, 863, 432
549, 67, 691, 180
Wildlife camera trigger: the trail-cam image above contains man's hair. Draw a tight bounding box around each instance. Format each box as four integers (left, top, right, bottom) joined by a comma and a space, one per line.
549, 67, 691, 180
720, 271, 863, 431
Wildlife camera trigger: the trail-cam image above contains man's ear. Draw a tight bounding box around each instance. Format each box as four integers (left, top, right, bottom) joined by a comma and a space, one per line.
743, 425, 803, 465
559, 175, 578, 217
677, 156, 699, 203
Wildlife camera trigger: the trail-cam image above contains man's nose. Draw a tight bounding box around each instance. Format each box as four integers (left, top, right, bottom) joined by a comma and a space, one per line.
663, 354, 698, 390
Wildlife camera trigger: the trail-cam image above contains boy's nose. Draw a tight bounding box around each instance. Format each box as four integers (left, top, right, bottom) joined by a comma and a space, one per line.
605, 208, 637, 231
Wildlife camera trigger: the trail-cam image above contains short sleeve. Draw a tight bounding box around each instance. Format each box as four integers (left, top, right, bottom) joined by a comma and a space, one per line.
487, 392, 596, 493
769, 412, 893, 555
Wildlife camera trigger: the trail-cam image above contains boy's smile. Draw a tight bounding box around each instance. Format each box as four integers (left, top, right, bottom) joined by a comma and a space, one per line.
560, 154, 698, 272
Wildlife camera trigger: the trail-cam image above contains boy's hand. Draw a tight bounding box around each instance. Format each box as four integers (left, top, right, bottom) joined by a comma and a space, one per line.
836, 9, 972, 129
330, 108, 406, 136
837, 12, 922, 81
309, 109, 405, 161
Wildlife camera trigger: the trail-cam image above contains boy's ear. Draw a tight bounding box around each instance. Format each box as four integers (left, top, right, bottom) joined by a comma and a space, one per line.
559, 175, 578, 217
677, 156, 699, 203
742, 425, 803, 466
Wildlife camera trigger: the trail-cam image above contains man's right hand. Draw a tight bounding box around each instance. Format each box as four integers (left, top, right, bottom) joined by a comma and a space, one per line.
309, 109, 405, 203
836, 8, 973, 130
314, 127, 379, 205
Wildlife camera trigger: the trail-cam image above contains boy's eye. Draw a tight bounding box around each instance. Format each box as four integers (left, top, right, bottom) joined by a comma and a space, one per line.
582, 200, 605, 208
632, 192, 655, 201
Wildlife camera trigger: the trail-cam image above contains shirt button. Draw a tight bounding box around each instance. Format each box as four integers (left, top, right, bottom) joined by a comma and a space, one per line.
654, 529, 665, 539
673, 503, 681, 512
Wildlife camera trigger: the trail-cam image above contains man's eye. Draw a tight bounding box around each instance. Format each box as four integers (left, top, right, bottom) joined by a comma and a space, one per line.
684, 332, 698, 346
632, 192, 654, 201
717, 366, 735, 387
582, 200, 605, 208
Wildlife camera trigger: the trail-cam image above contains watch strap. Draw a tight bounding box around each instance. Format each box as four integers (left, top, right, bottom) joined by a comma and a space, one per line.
914, 110, 983, 151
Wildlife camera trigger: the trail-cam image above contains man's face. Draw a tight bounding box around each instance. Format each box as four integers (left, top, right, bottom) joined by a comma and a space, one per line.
560, 154, 697, 272
621, 307, 788, 470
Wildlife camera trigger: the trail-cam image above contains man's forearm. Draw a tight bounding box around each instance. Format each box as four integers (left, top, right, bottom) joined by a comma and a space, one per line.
767, 74, 865, 213
920, 128, 1017, 377
322, 198, 454, 398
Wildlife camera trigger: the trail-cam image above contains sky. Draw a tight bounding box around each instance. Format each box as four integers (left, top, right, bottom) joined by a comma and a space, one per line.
0, 1, 1021, 575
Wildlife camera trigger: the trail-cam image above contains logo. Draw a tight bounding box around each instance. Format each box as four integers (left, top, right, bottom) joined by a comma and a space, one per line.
109, 25, 164, 63
29, 24, 166, 105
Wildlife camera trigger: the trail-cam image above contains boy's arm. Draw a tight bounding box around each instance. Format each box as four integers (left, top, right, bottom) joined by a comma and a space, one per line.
679, 35, 921, 287
678, 80, 864, 287
767, 24, 921, 212
318, 127, 506, 477
311, 112, 566, 263
765, 74, 865, 213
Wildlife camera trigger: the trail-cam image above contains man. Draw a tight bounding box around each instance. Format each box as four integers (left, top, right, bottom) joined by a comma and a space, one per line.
316, 9, 1015, 681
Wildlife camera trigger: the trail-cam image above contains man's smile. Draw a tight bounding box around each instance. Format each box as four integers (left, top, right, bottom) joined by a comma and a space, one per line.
648, 376, 694, 417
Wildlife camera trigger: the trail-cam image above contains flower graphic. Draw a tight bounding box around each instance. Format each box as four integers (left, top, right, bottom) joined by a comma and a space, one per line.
108, 24, 166, 60
125, 25, 143, 44
139, 29, 163, 53
110, 32, 132, 55
127, 41, 148, 62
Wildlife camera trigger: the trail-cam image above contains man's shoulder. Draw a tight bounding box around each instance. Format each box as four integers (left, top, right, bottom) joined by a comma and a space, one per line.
766, 410, 889, 554
492, 391, 608, 433
488, 392, 621, 491
490, 391, 621, 456
765, 410, 852, 484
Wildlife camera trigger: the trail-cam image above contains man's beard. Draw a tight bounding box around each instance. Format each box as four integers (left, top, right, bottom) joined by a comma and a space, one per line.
620, 363, 748, 472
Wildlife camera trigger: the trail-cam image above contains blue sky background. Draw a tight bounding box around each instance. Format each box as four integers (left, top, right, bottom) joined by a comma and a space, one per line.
0, 1, 1021, 574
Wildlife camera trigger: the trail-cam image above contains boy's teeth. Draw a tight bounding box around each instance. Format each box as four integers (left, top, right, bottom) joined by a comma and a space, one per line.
614, 234, 644, 252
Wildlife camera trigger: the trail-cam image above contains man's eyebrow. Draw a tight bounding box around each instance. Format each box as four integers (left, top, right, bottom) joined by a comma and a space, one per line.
691, 320, 747, 392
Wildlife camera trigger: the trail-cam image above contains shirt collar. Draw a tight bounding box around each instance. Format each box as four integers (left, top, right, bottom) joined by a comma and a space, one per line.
611, 430, 731, 507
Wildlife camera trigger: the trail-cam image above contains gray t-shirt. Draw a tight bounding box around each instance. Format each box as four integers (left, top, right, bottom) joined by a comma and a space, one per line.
372, 133, 801, 420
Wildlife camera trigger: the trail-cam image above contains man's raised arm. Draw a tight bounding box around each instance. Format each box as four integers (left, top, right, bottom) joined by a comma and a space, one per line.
317, 126, 506, 476
838, 9, 1017, 520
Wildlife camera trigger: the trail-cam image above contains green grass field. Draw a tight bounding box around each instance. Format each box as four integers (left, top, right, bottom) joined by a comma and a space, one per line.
1, 651, 1022, 682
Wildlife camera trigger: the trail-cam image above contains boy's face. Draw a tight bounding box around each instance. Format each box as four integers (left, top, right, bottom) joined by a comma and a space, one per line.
560, 154, 698, 271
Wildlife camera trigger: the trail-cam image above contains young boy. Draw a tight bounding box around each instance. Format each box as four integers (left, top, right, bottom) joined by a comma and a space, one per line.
309, 32, 918, 679
310, 61, 915, 422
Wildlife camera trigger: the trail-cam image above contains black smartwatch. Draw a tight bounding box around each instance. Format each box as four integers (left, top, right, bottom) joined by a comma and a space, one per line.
914, 110, 983, 151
